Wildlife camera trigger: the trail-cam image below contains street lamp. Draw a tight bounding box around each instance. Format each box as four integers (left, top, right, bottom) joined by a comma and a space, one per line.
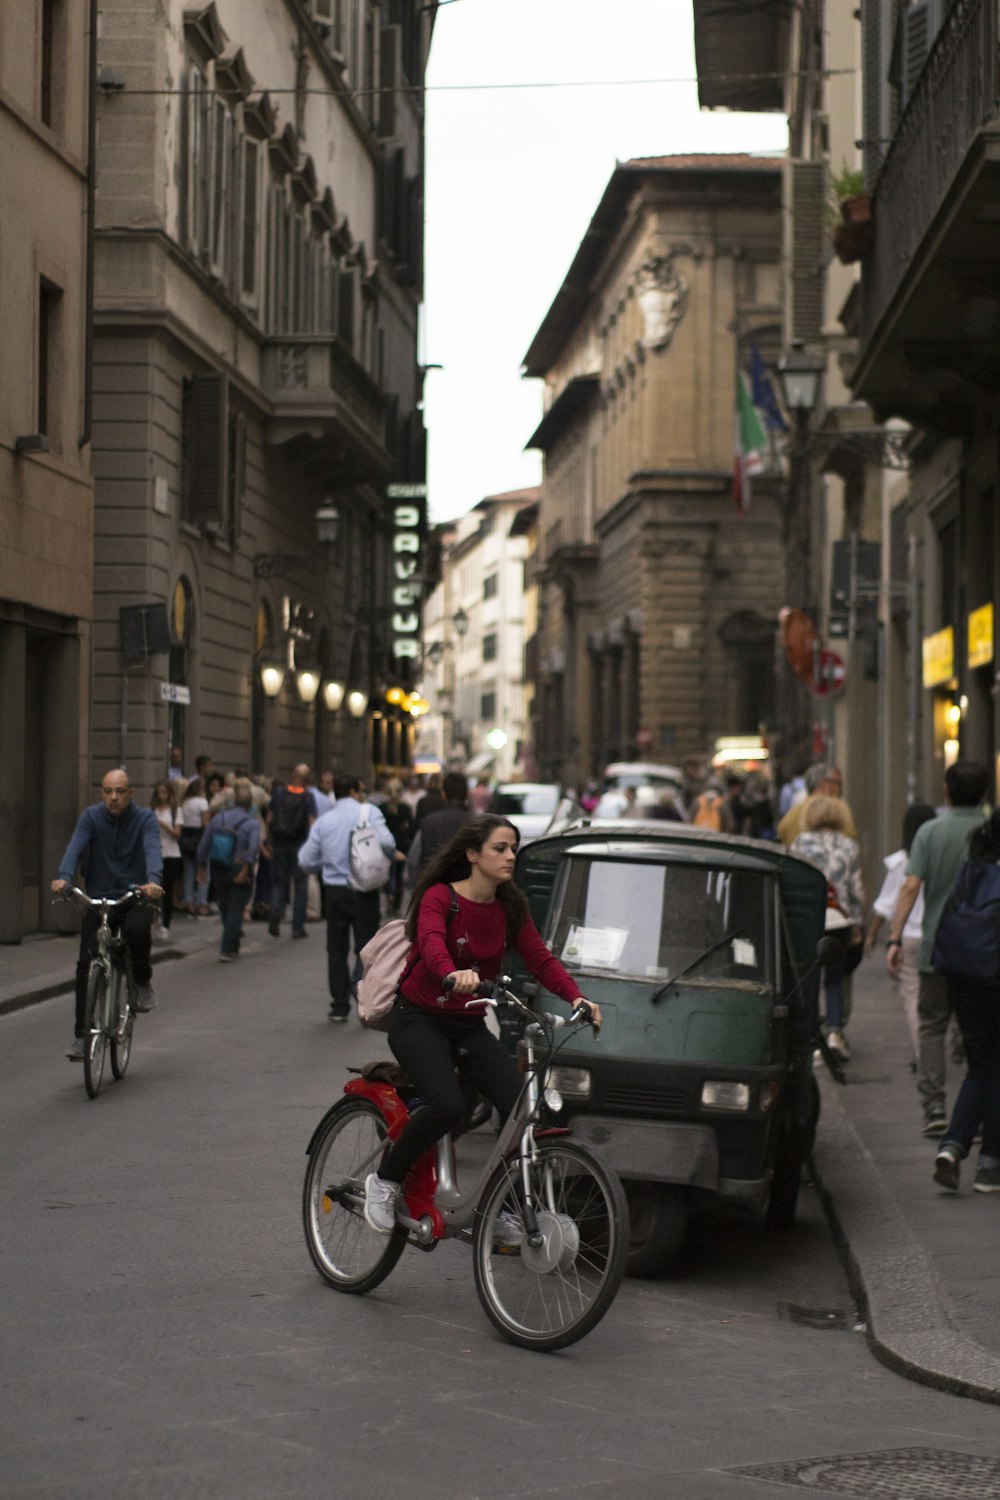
453, 606, 469, 639
295, 664, 321, 705
776, 339, 825, 767
323, 678, 345, 711
777, 340, 824, 415
347, 688, 369, 719
254, 504, 342, 578
258, 652, 286, 699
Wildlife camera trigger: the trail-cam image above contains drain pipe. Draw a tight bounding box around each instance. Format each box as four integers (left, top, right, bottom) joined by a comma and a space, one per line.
79, 0, 98, 451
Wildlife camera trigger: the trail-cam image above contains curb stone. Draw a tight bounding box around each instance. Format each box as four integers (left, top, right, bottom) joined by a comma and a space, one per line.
812, 1067, 1000, 1406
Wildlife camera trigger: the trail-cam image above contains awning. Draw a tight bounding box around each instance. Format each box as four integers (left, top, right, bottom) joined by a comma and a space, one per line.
465, 750, 496, 776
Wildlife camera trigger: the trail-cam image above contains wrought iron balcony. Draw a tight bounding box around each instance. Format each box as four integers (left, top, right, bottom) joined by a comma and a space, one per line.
854, 0, 1000, 425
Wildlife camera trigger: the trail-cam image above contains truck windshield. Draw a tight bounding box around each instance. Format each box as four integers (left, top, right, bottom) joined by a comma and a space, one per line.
547, 857, 772, 985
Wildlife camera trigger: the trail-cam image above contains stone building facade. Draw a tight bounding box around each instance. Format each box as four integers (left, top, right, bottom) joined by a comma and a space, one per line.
90, 0, 430, 799
524, 156, 786, 786
0, 2, 96, 939
419, 489, 534, 781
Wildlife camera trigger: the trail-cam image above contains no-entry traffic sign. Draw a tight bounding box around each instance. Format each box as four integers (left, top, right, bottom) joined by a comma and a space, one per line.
807, 648, 846, 699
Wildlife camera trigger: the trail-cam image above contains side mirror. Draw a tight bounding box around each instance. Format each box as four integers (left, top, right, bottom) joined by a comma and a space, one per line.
816, 935, 843, 968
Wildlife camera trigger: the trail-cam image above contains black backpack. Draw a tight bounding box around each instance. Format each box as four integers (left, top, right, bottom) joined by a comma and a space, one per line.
931, 859, 1000, 985
270, 787, 310, 843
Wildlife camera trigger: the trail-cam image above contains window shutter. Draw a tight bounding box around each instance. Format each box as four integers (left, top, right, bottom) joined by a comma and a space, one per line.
241, 138, 259, 302
379, 25, 399, 137
901, 0, 942, 109
789, 160, 825, 341
890, 499, 909, 620
186, 373, 228, 529
861, 0, 894, 188
337, 264, 356, 350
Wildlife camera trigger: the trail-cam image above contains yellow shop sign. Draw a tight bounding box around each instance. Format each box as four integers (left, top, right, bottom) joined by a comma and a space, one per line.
922, 626, 954, 689
968, 603, 994, 670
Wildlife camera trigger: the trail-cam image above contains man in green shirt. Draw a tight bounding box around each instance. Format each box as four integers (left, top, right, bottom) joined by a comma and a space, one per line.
887, 760, 988, 1134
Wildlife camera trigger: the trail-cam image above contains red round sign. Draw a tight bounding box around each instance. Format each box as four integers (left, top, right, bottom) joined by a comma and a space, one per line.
808, 648, 847, 699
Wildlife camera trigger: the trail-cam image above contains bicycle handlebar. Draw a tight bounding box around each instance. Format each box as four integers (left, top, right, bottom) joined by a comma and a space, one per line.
57, 886, 153, 912
444, 975, 599, 1034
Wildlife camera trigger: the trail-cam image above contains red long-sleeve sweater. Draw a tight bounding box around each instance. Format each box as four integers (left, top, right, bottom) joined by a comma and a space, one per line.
399, 882, 584, 1015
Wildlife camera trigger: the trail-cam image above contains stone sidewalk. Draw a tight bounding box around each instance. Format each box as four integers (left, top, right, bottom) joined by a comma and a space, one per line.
811, 958, 1000, 1406
3, 915, 999, 1404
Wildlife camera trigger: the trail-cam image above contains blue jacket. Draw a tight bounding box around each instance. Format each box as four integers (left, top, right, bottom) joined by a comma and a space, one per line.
58, 802, 164, 895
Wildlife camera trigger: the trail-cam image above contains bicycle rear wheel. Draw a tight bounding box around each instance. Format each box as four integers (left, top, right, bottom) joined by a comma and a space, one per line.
109, 970, 134, 1081
473, 1140, 628, 1351
303, 1098, 406, 1293
83, 967, 108, 1099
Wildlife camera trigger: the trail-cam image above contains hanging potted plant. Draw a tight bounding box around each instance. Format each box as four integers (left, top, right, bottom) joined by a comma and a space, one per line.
829, 164, 871, 263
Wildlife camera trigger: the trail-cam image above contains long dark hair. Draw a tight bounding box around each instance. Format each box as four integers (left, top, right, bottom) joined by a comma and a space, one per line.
404, 814, 529, 942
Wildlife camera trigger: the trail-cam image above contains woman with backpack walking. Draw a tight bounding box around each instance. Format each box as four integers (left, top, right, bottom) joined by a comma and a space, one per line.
930, 808, 1000, 1194
362, 814, 601, 1238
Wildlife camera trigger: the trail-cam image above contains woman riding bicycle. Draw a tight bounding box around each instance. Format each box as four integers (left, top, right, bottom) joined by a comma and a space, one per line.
364, 814, 601, 1235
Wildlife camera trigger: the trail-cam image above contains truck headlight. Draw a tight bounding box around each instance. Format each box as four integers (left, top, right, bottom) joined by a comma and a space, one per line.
545, 1066, 591, 1098
701, 1080, 750, 1111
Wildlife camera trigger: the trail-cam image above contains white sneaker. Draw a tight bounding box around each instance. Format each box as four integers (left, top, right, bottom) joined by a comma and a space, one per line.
492, 1210, 523, 1249
155, 925, 170, 942
364, 1173, 399, 1234
826, 1029, 850, 1062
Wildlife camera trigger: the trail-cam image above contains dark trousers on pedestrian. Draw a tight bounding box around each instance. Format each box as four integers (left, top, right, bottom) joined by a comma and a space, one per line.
213, 864, 247, 955
74, 906, 153, 1037
380, 997, 522, 1184
942, 980, 1000, 1162
160, 856, 183, 930
917, 969, 951, 1118
270, 844, 307, 934
324, 884, 380, 1014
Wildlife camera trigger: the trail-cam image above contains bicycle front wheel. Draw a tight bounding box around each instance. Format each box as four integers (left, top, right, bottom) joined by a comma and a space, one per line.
473, 1140, 629, 1352
83, 967, 108, 1099
109, 970, 134, 1081
303, 1098, 406, 1293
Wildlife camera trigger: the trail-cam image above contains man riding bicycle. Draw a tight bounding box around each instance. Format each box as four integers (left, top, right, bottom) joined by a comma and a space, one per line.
52, 768, 163, 1060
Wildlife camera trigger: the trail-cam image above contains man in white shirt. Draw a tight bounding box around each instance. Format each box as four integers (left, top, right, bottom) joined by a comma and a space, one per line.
298, 774, 399, 1021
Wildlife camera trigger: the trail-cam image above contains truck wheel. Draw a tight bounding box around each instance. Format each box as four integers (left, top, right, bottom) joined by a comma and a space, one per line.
766, 1155, 802, 1230
624, 1182, 689, 1278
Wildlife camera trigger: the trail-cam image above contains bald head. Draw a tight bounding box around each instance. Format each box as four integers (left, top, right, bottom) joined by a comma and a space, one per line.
100, 768, 132, 817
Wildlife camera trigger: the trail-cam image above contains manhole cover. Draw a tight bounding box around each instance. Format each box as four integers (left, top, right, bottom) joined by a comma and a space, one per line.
728, 1449, 1000, 1499
776, 1303, 851, 1330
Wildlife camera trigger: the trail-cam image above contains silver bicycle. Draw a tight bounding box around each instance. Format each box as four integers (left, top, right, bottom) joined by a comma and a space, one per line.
64, 887, 151, 1099
303, 978, 629, 1351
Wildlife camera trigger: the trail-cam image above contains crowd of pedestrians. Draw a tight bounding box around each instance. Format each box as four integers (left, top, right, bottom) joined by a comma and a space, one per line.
53, 749, 1000, 1205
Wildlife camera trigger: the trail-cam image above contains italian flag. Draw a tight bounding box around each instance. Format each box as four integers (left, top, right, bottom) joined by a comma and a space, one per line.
733, 371, 766, 513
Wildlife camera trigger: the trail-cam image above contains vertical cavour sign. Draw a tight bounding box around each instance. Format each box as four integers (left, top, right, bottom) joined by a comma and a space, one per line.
388, 483, 427, 660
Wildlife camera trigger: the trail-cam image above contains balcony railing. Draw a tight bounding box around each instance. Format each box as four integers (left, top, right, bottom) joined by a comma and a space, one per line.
860, 0, 999, 348
262, 335, 387, 476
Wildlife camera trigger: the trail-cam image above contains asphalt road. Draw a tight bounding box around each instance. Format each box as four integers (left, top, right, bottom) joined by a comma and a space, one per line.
2, 930, 999, 1499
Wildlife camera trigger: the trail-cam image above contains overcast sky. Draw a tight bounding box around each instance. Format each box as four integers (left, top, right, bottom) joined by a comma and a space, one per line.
421, 0, 789, 523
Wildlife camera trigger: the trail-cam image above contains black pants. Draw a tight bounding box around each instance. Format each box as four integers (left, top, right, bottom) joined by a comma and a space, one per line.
160, 856, 183, 929
324, 884, 380, 1012
380, 997, 522, 1184
74, 906, 153, 1037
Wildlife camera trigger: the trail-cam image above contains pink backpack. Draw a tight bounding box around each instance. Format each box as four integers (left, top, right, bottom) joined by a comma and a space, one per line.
356, 886, 459, 1032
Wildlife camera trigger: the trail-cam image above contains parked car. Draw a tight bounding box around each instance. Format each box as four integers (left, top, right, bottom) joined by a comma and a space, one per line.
489, 782, 563, 844
602, 760, 685, 795
592, 784, 688, 821
503, 819, 829, 1277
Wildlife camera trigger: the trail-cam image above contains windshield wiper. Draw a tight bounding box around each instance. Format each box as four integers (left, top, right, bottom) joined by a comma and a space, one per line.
649, 929, 746, 1006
